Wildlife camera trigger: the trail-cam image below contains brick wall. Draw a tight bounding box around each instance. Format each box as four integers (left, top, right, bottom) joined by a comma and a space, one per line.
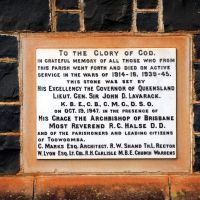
0, 0, 199, 199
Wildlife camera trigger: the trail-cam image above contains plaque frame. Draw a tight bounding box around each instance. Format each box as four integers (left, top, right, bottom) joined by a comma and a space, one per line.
21, 33, 191, 173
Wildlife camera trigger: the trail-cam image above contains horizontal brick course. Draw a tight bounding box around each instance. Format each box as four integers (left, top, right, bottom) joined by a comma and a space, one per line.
0, 176, 200, 199
0, 0, 198, 195
0, 177, 34, 200
35, 176, 169, 200
170, 176, 200, 200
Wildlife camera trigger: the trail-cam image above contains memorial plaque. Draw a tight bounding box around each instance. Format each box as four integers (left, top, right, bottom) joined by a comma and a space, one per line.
36, 48, 176, 159
22, 34, 191, 173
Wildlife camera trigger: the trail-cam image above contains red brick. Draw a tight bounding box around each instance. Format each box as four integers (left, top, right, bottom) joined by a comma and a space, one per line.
0, 176, 34, 200
36, 176, 169, 200
170, 176, 200, 200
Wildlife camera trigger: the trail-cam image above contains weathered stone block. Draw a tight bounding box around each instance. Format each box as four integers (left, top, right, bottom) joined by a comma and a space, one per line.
137, 0, 158, 9
0, 0, 50, 31
0, 35, 18, 58
194, 136, 200, 171
0, 63, 19, 101
0, 106, 20, 132
194, 35, 200, 59
194, 104, 200, 132
137, 13, 158, 32
0, 136, 19, 150
195, 69, 200, 100
57, 13, 80, 31
163, 0, 200, 31
84, 0, 133, 31
56, 0, 79, 9
0, 136, 20, 174
193, 63, 200, 70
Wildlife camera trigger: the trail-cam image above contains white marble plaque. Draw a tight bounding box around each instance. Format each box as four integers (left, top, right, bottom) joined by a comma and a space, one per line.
36, 48, 176, 159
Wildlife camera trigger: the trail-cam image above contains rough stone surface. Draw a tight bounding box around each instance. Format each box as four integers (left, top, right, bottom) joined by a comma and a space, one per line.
194, 35, 200, 59
137, 0, 158, 9
0, 106, 20, 132
84, 0, 133, 31
0, 63, 19, 101
0, 0, 50, 31
0, 136, 20, 174
193, 104, 200, 132
36, 176, 169, 200
163, 0, 200, 31
56, 0, 79, 9
0, 35, 18, 58
0, 150, 20, 174
195, 70, 200, 100
137, 13, 158, 32
194, 63, 200, 70
0, 177, 33, 200
170, 176, 200, 199
0, 136, 19, 150
57, 13, 80, 31
194, 136, 200, 171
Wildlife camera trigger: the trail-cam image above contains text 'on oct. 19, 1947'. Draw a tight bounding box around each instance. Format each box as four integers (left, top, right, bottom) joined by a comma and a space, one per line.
36, 48, 176, 159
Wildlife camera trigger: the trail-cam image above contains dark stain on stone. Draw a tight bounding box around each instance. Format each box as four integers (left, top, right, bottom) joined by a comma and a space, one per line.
163, 0, 200, 31
84, 0, 133, 31
137, 0, 158, 9
57, 13, 80, 32
0, 0, 50, 31
0, 35, 18, 58
37, 184, 165, 200
56, 0, 79, 9
137, 13, 158, 32
0, 106, 20, 132
0, 62, 19, 101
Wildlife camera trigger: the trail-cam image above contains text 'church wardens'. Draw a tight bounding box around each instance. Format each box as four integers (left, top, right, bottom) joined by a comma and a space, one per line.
36, 48, 176, 159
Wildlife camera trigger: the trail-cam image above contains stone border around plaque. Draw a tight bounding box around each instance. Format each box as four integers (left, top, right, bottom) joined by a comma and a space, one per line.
21, 34, 191, 173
